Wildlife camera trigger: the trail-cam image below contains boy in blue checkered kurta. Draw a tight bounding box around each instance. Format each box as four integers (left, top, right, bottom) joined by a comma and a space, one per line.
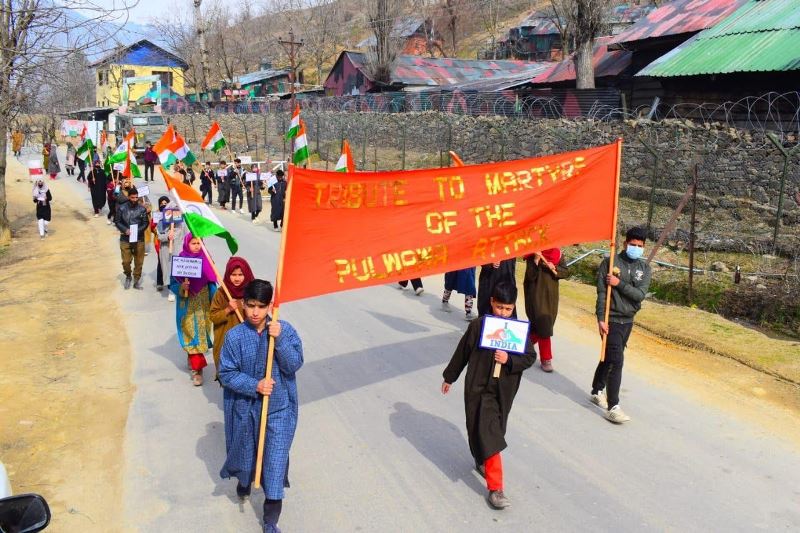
219, 280, 303, 533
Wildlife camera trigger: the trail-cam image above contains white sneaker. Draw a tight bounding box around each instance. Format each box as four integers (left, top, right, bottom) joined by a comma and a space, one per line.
464, 311, 476, 321
93, 213, 99, 218
440, 301, 451, 312
590, 391, 608, 409
167, 293, 175, 302
414, 287, 424, 296
239, 209, 244, 214
606, 405, 631, 424
106, 219, 112, 225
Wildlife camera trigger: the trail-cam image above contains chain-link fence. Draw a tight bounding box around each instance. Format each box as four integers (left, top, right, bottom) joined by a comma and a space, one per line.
164, 91, 800, 333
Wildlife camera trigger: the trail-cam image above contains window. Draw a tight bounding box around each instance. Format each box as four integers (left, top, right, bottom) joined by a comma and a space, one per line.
97, 70, 105, 85
122, 69, 135, 79
131, 117, 149, 126
148, 116, 165, 125
152, 70, 173, 88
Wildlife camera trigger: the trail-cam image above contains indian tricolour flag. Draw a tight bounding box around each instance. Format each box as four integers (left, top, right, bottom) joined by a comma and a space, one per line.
154, 125, 178, 167
122, 145, 142, 179
76, 138, 95, 162
108, 129, 136, 166
161, 167, 238, 254
285, 105, 300, 139
201, 122, 227, 153
335, 139, 355, 172
293, 120, 309, 165
171, 133, 197, 166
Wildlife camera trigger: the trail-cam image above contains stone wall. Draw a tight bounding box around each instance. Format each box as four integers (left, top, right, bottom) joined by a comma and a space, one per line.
169, 111, 800, 251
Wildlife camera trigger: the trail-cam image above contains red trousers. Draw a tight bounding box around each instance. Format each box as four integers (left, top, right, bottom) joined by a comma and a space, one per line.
188, 353, 207, 371
531, 334, 553, 361
484, 453, 503, 491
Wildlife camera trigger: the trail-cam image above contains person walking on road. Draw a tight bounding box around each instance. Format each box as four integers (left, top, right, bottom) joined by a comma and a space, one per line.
219, 279, 304, 533
200, 161, 215, 205
209, 257, 254, 380
154, 199, 185, 302
115, 186, 149, 290
65, 141, 76, 176
217, 160, 230, 209
228, 158, 245, 213
477, 259, 517, 318
441, 281, 536, 510
143, 141, 157, 181
441, 267, 477, 320
32, 179, 52, 239
246, 163, 264, 223
269, 169, 287, 231
591, 226, 652, 424
523, 248, 569, 373
170, 233, 217, 386
47, 141, 60, 180
397, 279, 424, 295
88, 159, 107, 217
11, 129, 24, 157
76, 153, 87, 183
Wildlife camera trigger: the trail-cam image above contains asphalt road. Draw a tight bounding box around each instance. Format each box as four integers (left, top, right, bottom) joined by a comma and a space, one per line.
63, 175, 800, 532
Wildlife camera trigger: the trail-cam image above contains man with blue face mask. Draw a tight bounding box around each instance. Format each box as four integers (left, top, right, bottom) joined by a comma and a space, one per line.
590, 226, 652, 424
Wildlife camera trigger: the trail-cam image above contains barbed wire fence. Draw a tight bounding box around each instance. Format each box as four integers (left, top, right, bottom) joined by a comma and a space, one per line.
164, 91, 800, 331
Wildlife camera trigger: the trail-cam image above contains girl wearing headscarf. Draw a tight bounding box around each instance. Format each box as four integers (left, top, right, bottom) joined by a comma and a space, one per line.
246, 163, 264, 223
88, 158, 107, 216
32, 179, 52, 239
170, 233, 218, 386
209, 257, 255, 379
523, 248, 569, 373
65, 141, 76, 176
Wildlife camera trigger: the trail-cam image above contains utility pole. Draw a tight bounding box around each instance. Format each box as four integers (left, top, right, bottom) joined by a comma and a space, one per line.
193, 0, 210, 99
278, 29, 303, 111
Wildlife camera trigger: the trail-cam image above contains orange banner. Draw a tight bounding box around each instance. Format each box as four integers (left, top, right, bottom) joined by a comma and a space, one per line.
277, 140, 621, 303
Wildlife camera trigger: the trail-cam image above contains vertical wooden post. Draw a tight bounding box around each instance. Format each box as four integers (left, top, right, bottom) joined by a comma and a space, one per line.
600, 139, 624, 362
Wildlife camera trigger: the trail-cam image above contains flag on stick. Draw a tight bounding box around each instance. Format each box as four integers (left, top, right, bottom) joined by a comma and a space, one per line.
154, 125, 178, 167
79, 123, 88, 142
100, 130, 110, 152
108, 130, 136, 165
201, 122, 227, 153
334, 140, 355, 173
171, 133, 197, 166
292, 120, 309, 165
123, 145, 142, 179
285, 105, 301, 139
160, 167, 238, 254
76, 138, 95, 161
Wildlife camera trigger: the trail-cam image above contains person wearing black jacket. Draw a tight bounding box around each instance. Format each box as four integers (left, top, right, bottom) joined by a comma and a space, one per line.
116, 187, 150, 290
590, 226, 652, 424
199, 161, 215, 205
227, 158, 244, 213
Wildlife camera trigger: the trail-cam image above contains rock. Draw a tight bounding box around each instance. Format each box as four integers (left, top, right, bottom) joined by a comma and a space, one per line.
756, 284, 767, 290
745, 275, 758, 283
710, 261, 729, 273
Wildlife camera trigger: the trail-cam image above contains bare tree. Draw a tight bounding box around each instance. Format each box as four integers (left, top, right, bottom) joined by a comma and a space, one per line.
546, 0, 573, 58
366, 0, 405, 84
569, 0, 609, 89
0, 0, 136, 245
478, 0, 504, 60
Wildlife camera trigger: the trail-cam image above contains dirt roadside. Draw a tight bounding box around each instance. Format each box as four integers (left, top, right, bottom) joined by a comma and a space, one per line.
554, 281, 800, 448
0, 154, 131, 531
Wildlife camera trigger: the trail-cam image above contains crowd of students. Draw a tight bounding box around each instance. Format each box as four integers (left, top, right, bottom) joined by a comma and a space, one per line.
32, 144, 653, 529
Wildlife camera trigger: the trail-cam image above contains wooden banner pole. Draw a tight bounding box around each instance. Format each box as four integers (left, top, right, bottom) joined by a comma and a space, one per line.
600, 139, 623, 362
253, 164, 294, 488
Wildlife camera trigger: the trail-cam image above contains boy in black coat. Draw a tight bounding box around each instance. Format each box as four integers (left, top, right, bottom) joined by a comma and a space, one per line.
441, 281, 536, 510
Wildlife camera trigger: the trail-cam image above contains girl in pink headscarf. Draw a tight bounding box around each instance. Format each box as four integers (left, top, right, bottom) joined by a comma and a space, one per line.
523, 248, 569, 373
170, 232, 218, 386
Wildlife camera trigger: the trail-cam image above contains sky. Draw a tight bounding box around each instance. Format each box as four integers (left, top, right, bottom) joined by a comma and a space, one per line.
75, 0, 173, 25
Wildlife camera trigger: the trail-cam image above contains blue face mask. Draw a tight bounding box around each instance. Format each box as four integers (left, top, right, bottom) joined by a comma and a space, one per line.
626, 244, 644, 260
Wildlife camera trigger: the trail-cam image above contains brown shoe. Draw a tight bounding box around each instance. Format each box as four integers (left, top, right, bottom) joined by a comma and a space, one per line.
488, 490, 510, 509
191, 370, 203, 386
541, 359, 553, 373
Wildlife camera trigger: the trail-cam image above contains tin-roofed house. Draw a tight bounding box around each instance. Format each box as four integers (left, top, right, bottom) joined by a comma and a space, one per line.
235, 63, 292, 99
90, 39, 188, 107
636, 0, 800, 116
495, 13, 563, 61
357, 16, 442, 56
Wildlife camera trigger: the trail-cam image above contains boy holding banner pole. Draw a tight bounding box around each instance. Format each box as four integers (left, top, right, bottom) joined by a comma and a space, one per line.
441, 281, 536, 510
590, 226, 651, 423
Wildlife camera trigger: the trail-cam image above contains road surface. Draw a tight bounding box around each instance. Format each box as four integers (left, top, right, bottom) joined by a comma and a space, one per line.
64, 176, 800, 532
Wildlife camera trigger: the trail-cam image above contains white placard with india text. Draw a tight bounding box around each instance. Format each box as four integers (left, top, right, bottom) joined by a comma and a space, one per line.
171, 256, 203, 279
479, 315, 530, 355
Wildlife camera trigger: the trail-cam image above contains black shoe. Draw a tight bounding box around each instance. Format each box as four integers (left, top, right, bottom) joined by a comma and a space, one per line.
236, 482, 251, 500
124, 277, 132, 290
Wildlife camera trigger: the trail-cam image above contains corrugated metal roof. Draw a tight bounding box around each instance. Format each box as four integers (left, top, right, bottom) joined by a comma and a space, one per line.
236, 68, 290, 86
89, 39, 188, 69
637, 0, 800, 77
612, 0, 746, 45
345, 52, 546, 88
531, 36, 632, 84
515, 14, 561, 36
441, 65, 551, 92
358, 16, 426, 48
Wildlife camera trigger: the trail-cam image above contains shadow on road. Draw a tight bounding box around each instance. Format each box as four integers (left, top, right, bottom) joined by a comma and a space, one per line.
299, 334, 454, 406
524, 366, 596, 413
365, 310, 431, 334
389, 402, 485, 497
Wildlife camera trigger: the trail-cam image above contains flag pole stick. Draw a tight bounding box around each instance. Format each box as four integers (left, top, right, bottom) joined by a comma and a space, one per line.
254, 164, 294, 488
159, 165, 243, 323
600, 139, 623, 362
